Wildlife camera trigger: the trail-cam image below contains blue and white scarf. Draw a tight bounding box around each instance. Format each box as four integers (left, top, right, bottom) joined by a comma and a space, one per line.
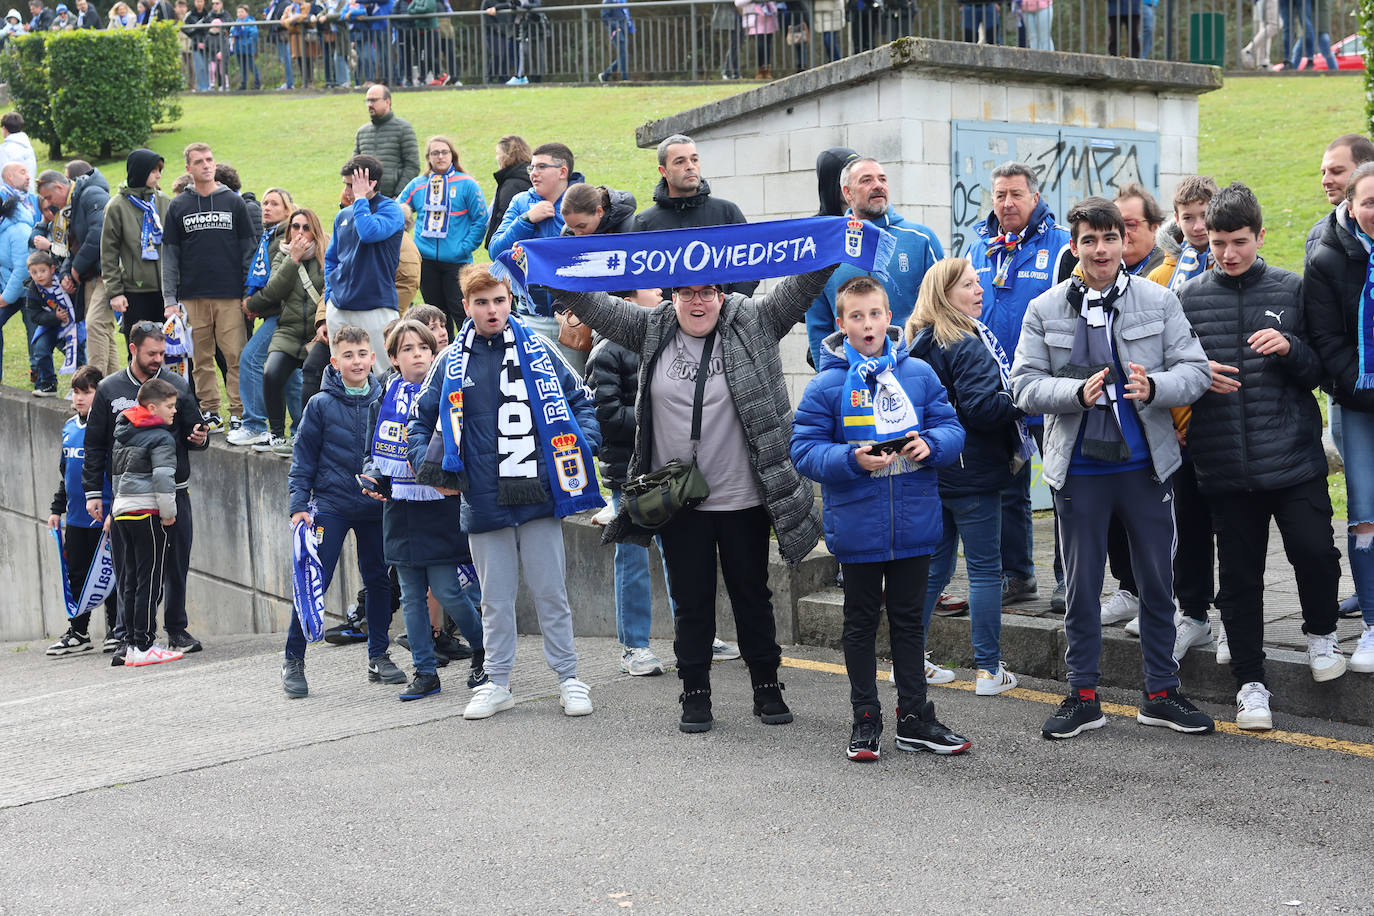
245, 227, 274, 293
419, 170, 451, 239
127, 194, 163, 261
162, 311, 193, 379
419, 317, 604, 517
50, 527, 116, 619
291, 515, 326, 643
1167, 244, 1208, 292
33, 282, 83, 374
371, 374, 441, 500
972, 316, 1037, 468
839, 337, 921, 478
493, 216, 896, 293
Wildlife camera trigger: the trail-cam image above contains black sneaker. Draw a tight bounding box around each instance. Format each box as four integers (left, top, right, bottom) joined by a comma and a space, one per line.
752, 681, 793, 725
324, 607, 368, 645
434, 629, 473, 661
102, 636, 120, 653
679, 688, 713, 733
167, 630, 203, 653
46, 628, 93, 656
467, 649, 489, 689
201, 412, 225, 433
228, 415, 242, 433
1137, 688, 1215, 734
281, 656, 308, 698
1042, 691, 1107, 739
399, 671, 441, 701
1001, 576, 1039, 605
367, 652, 407, 684
110, 642, 128, 667
847, 706, 882, 761
1050, 580, 1067, 613
895, 701, 971, 754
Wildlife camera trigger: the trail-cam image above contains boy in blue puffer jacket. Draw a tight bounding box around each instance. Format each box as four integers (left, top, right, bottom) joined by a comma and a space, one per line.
791, 275, 969, 763
281, 324, 397, 698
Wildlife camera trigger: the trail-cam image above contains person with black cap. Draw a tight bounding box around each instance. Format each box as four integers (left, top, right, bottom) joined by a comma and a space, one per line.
100, 148, 171, 347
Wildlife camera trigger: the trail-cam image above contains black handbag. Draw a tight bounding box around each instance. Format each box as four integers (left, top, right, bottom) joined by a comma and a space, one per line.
622, 330, 715, 529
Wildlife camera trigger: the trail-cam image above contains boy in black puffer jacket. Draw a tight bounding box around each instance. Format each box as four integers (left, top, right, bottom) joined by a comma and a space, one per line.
1179, 182, 1343, 732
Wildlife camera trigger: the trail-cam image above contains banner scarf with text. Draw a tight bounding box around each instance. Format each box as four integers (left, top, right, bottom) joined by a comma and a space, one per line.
51, 527, 116, 620
493, 216, 896, 293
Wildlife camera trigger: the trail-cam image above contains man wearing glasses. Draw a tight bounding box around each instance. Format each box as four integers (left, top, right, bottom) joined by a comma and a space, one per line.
1113, 183, 1166, 278
353, 85, 420, 201
488, 142, 585, 348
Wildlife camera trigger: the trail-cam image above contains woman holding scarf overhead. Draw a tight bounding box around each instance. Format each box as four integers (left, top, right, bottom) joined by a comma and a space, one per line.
553, 260, 838, 734
399, 136, 489, 334
231, 186, 296, 447
1305, 162, 1374, 673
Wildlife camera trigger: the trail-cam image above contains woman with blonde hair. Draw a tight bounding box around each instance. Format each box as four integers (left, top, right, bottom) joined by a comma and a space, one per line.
398, 135, 488, 333
107, 0, 137, 26
906, 256, 1032, 697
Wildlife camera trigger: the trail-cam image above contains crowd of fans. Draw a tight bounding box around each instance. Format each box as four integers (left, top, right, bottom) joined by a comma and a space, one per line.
18, 84, 1374, 759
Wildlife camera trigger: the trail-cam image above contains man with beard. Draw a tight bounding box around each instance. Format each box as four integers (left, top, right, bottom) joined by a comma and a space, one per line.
804, 156, 944, 368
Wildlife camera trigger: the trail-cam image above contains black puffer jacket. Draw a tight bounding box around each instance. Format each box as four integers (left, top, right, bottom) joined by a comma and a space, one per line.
1305, 205, 1374, 415
66, 167, 110, 280
1179, 259, 1327, 493
484, 160, 532, 252
559, 187, 637, 237
584, 334, 638, 486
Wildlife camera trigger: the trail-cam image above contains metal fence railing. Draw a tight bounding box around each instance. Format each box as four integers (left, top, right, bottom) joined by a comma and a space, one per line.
168, 0, 1359, 91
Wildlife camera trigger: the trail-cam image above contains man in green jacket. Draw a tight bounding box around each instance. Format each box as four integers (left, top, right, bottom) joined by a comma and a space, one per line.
354, 86, 420, 199
100, 148, 171, 349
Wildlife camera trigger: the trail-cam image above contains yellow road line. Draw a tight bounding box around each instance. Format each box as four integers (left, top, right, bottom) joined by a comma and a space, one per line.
780, 655, 1374, 760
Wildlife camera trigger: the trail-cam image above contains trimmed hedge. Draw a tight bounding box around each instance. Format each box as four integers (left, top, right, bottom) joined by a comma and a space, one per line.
0, 25, 181, 160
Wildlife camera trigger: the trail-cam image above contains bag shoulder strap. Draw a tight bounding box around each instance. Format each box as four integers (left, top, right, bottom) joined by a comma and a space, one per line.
689, 330, 716, 451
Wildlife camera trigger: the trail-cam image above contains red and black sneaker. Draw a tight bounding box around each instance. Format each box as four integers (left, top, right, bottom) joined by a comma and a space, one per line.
847, 706, 882, 762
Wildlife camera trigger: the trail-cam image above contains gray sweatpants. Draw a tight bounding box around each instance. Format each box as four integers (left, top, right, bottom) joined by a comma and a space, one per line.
468, 515, 578, 688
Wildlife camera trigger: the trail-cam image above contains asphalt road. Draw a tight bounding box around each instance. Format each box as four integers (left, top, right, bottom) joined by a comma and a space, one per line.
1, 634, 1371, 914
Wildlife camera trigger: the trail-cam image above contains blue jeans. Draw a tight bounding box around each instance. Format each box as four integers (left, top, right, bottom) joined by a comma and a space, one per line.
285, 513, 390, 659
1341, 406, 1374, 624
276, 38, 294, 87
1141, 3, 1156, 56
1287, 0, 1315, 65
820, 29, 841, 61
333, 43, 352, 85
236, 49, 260, 88
999, 459, 1035, 582
1022, 6, 1053, 49
192, 48, 209, 91
238, 316, 301, 435
922, 491, 1005, 672
30, 325, 79, 389
396, 562, 485, 676
610, 487, 653, 648
601, 24, 628, 78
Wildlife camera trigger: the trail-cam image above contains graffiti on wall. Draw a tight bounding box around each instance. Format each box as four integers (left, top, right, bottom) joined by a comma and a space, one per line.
950, 122, 1159, 255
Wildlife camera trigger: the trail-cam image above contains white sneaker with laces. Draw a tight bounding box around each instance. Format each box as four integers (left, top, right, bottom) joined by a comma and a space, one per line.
253, 435, 286, 453
1307, 632, 1347, 682
974, 662, 1017, 696
1172, 615, 1212, 661
1235, 681, 1273, 730
711, 638, 740, 661
226, 426, 270, 447
1123, 615, 1140, 637
1215, 621, 1231, 664
1100, 589, 1140, 625
559, 677, 593, 716
463, 682, 514, 719
1350, 624, 1374, 674
620, 646, 664, 677
923, 651, 955, 685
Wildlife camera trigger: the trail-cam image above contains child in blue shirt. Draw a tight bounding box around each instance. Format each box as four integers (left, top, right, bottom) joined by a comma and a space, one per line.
46, 365, 116, 656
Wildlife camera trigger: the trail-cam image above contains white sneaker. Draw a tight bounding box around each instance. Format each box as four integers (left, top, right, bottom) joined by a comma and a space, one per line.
1235, 681, 1273, 730
1123, 615, 1140, 636
1215, 620, 1231, 664
1172, 615, 1212, 660
226, 426, 270, 446
1307, 632, 1347, 682
974, 662, 1017, 696
1350, 624, 1374, 673
620, 646, 664, 677
463, 682, 514, 719
1100, 589, 1140, 625
923, 651, 955, 685
711, 638, 740, 661
253, 435, 288, 453
559, 677, 593, 716
124, 644, 184, 667
591, 504, 615, 526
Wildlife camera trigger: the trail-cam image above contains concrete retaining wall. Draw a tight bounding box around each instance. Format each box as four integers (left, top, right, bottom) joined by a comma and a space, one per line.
0, 385, 836, 647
